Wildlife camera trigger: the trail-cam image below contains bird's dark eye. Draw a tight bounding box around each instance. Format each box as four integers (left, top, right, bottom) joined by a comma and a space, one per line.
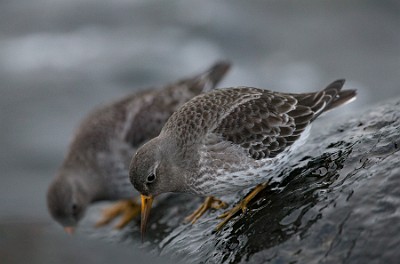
71, 204, 78, 216
146, 173, 156, 183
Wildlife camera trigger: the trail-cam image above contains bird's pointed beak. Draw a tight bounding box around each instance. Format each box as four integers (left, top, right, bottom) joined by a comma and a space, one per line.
64, 226, 75, 235
140, 194, 154, 241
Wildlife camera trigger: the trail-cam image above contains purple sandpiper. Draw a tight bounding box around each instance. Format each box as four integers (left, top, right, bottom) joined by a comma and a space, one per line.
129, 79, 356, 236
47, 61, 231, 233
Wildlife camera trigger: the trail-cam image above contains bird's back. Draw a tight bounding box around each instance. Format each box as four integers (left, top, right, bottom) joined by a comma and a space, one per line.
162, 79, 356, 161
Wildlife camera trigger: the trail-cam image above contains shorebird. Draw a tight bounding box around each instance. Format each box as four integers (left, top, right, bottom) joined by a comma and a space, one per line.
129, 79, 356, 236
47, 61, 231, 233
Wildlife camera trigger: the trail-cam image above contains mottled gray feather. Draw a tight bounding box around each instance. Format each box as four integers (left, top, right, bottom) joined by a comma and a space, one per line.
162, 79, 356, 161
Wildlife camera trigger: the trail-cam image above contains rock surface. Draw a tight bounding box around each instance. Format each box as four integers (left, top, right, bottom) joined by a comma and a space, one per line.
88, 97, 400, 263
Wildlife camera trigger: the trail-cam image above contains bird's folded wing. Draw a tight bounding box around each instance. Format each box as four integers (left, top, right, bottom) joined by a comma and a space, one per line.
210, 91, 314, 160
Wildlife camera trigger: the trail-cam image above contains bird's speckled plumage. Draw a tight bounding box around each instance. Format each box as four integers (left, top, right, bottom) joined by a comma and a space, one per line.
47, 61, 231, 228
130, 80, 356, 197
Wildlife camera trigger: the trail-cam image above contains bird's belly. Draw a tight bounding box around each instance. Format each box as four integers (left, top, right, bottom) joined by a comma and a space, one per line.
191, 128, 311, 197
191, 161, 282, 197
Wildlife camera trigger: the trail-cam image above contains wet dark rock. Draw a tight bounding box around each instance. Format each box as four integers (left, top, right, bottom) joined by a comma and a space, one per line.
90, 98, 400, 263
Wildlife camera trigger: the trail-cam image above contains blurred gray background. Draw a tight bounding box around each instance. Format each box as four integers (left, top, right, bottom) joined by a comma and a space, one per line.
1, 0, 399, 263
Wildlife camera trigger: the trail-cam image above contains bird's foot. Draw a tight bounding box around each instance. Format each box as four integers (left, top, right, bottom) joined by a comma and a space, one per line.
95, 199, 140, 229
185, 196, 227, 224
216, 183, 268, 231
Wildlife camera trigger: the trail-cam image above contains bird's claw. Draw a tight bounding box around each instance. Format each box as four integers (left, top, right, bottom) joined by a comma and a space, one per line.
95, 199, 140, 229
185, 196, 227, 224
215, 183, 268, 231
215, 201, 247, 231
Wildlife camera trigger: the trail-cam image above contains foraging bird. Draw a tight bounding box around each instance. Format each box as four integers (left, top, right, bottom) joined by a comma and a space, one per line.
46, 61, 231, 233
129, 79, 356, 236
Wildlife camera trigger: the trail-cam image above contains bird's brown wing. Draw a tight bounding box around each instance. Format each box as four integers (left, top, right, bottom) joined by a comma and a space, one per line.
212, 79, 353, 160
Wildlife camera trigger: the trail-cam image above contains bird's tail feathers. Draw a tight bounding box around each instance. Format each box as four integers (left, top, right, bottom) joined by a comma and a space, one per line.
295, 79, 357, 121
322, 79, 357, 113
195, 61, 231, 93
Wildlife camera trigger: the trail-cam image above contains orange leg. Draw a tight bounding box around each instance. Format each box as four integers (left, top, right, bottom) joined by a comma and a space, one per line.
185, 196, 227, 224
95, 199, 140, 229
216, 183, 268, 231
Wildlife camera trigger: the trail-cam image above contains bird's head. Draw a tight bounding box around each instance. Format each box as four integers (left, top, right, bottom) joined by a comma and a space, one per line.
47, 173, 90, 234
129, 135, 187, 239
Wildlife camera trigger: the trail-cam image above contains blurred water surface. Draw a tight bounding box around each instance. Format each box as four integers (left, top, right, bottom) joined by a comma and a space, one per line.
0, 0, 399, 263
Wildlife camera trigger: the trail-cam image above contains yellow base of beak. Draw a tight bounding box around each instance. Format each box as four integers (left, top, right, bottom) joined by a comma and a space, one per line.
140, 195, 154, 241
